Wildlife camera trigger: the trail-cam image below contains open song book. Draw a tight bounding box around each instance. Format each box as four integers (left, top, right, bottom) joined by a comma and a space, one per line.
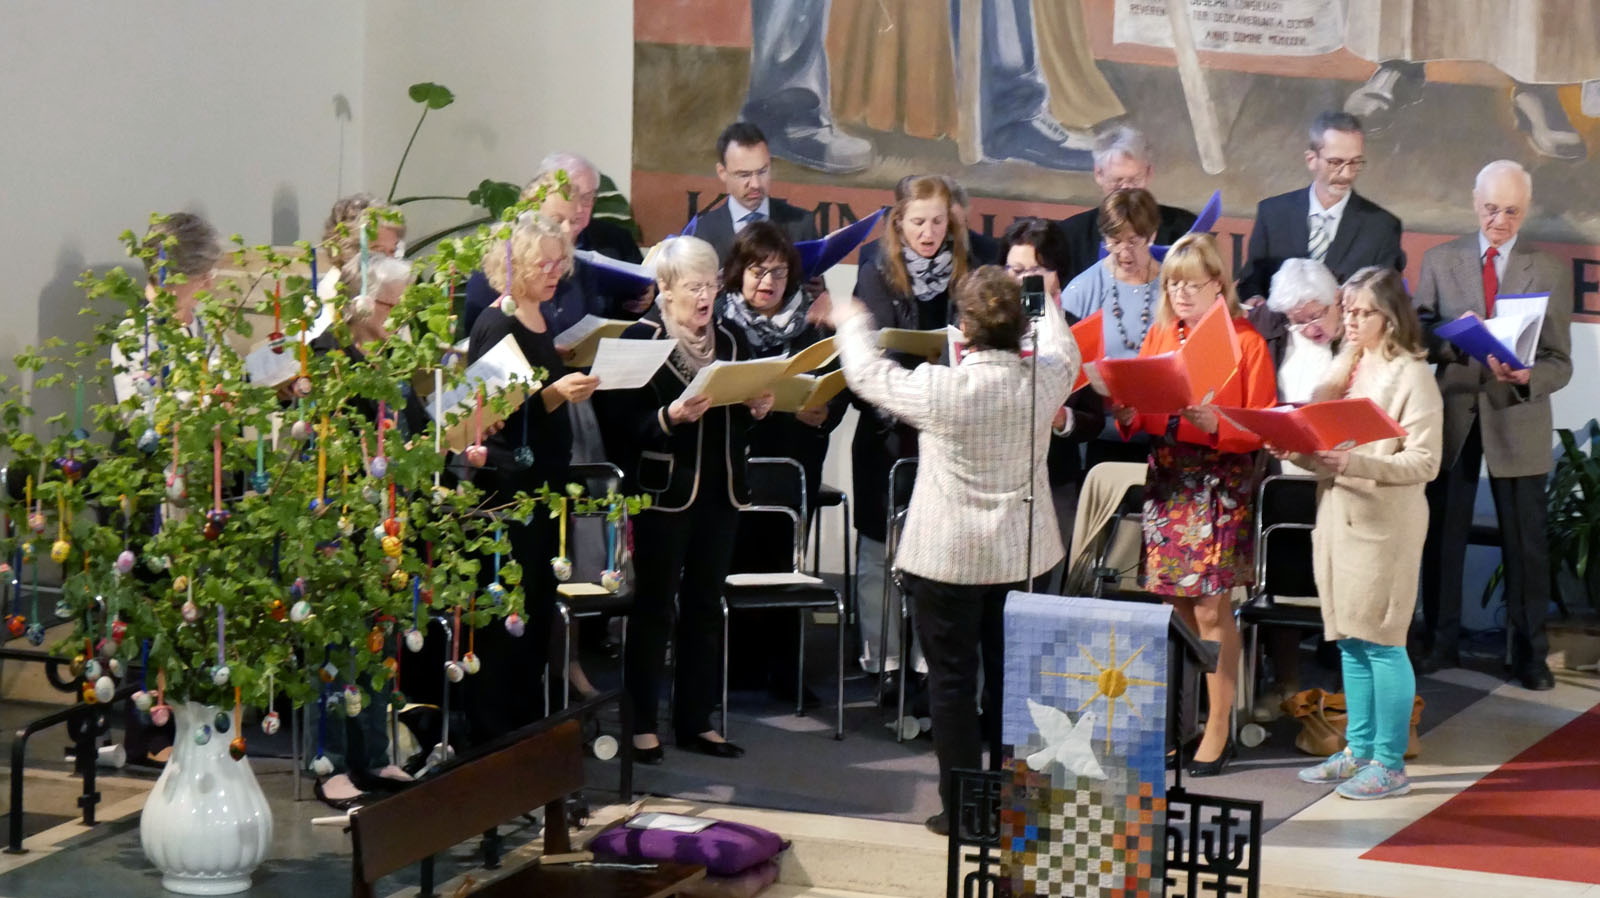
1082, 298, 1240, 414
679, 337, 839, 409
1216, 398, 1406, 455
1435, 293, 1547, 371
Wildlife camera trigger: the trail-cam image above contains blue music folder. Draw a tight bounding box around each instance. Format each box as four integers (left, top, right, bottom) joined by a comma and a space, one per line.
574, 248, 656, 293
797, 207, 886, 279
1434, 293, 1548, 371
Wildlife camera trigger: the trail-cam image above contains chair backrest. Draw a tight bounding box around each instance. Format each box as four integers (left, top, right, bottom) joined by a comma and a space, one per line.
349, 718, 583, 897
1253, 474, 1318, 600
729, 458, 808, 574
566, 462, 630, 586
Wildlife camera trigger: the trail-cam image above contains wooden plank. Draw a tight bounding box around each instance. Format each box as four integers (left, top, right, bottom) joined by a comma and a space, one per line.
350, 719, 585, 885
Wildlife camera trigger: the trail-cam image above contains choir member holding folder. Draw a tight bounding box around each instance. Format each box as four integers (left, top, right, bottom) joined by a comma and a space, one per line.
717, 222, 846, 705
1110, 233, 1276, 777
1274, 267, 1442, 801
850, 176, 975, 684
466, 215, 599, 740
596, 236, 772, 764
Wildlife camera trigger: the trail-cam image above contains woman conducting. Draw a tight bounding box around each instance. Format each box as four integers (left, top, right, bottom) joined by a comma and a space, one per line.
834, 265, 1078, 836
1113, 233, 1277, 777
1282, 267, 1442, 800
597, 235, 773, 764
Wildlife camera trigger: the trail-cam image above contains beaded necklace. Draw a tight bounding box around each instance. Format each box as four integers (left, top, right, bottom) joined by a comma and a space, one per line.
1103, 261, 1158, 351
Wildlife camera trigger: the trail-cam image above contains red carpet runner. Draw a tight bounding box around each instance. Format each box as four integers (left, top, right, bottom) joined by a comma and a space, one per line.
1361, 699, 1600, 883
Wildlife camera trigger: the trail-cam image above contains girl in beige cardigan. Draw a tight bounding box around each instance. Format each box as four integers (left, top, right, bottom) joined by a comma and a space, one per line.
1274, 267, 1443, 800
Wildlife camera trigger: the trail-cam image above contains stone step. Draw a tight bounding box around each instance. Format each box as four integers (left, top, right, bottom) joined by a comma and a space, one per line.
628, 799, 944, 897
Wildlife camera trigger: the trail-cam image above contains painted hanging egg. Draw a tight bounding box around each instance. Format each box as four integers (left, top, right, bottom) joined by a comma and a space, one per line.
318, 661, 338, 683
213, 710, 231, 734
50, 539, 71, 564
229, 736, 247, 761
115, 550, 136, 576
498, 294, 517, 315
391, 691, 407, 709
165, 475, 187, 503
20, 542, 33, 563
173, 575, 190, 594
382, 657, 398, 679
55, 599, 72, 619
343, 685, 363, 716
69, 654, 86, 677
369, 455, 388, 479
268, 330, 286, 353
290, 600, 312, 622
431, 485, 452, 506
24, 624, 44, 646
485, 582, 506, 603
146, 554, 169, 573
193, 724, 211, 746
464, 444, 489, 467
504, 613, 525, 637
462, 652, 481, 675
290, 577, 306, 599
292, 376, 313, 398
150, 704, 171, 726
136, 428, 161, 454
513, 446, 535, 469
384, 517, 403, 538
444, 660, 465, 683
108, 659, 122, 677
261, 711, 281, 736
404, 627, 424, 652
550, 556, 572, 581
367, 626, 385, 654
27, 513, 46, 535
310, 754, 334, 776
58, 457, 85, 482
5, 616, 24, 637
290, 419, 311, 441
181, 599, 199, 623
96, 638, 114, 659
308, 497, 328, 517
269, 598, 286, 621
212, 665, 230, 687
112, 620, 127, 642
249, 471, 271, 494
0, 563, 9, 577
362, 485, 382, 505
338, 516, 354, 537
133, 690, 154, 712
420, 587, 434, 605
371, 523, 387, 541
390, 569, 409, 590
81, 682, 98, 704
601, 569, 624, 593
84, 659, 103, 680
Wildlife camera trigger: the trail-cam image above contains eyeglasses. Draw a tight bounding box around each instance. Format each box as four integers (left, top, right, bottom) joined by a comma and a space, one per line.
573, 189, 598, 206
1478, 203, 1524, 221
1317, 155, 1367, 173
1286, 304, 1334, 328
1102, 235, 1149, 254
1343, 305, 1384, 322
682, 282, 719, 297
1004, 264, 1048, 279
533, 257, 564, 274
1166, 280, 1217, 297
747, 265, 789, 282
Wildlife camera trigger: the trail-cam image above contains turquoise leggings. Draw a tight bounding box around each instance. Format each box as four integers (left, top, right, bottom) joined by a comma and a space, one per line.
1340, 638, 1415, 771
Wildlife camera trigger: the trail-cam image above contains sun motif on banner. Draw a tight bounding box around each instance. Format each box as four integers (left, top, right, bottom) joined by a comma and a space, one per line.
1043, 622, 1163, 754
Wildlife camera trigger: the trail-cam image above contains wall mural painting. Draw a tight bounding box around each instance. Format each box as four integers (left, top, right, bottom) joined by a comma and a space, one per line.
633, 0, 1600, 323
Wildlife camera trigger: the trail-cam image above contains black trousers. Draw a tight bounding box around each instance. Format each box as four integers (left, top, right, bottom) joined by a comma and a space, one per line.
461, 512, 559, 744
904, 572, 1028, 815
627, 494, 740, 737
1422, 420, 1551, 663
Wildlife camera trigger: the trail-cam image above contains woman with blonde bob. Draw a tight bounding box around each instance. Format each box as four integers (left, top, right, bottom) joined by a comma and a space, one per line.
1113, 232, 1277, 777
1281, 266, 1442, 800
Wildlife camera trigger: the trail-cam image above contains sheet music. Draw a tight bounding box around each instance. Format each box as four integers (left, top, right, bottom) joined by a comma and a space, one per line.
553, 314, 611, 349
588, 337, 674, 390
1485, 293, 1547, 366
427, 334, 538, 424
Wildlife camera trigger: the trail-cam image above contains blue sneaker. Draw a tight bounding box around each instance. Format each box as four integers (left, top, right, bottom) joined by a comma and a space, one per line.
1298, 748, 1361, 784
1335, 762, 1412, 800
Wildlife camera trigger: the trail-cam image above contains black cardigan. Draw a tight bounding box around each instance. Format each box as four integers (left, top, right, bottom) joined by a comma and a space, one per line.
596, 309, 754, 511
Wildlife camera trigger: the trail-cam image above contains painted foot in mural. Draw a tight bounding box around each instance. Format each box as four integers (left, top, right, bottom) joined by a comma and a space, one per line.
745, 112, 873, 174
983, 115, 1093, 171
1344, 60, 1425, 123
1512, 86, 1588, 160
1335, 762, 1412, 800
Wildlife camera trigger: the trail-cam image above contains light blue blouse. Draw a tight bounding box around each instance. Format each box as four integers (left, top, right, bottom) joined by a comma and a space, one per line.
1061, 262, 1160, 360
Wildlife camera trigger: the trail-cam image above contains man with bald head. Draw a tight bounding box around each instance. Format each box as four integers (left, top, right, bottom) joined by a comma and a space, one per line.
1413, 160, 1572, 688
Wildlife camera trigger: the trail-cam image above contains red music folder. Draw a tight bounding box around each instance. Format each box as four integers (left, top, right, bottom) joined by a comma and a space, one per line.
1070, 311, 1103, 393
1082, 299, 1240, 414
1215, 398, 1406, 455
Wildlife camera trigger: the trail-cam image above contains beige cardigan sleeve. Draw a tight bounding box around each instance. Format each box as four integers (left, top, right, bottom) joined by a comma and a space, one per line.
1341, 360, 1444, 486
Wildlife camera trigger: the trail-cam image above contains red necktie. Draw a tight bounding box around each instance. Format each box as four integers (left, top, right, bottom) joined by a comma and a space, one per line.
1482, 245, 1499, 317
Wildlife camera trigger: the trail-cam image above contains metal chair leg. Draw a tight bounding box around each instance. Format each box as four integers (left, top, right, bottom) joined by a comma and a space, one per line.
835, 593, 846, 740
720, 597, 730, 739
796, 608, 806, 717
559, 604, 572, 712
841, 496, 853, 627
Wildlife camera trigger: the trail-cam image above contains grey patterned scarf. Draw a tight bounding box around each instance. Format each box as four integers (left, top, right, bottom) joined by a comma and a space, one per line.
902, 244, 955, 303
717, 290, 811, 354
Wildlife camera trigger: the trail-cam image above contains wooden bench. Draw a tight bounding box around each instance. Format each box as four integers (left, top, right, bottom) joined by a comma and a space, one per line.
350, 695, 702, 897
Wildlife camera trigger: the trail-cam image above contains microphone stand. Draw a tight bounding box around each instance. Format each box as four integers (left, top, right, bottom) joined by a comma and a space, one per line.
1025, 318, 1038, 590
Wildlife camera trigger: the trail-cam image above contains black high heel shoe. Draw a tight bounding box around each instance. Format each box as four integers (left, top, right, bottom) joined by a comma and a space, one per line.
632, 743, 665, 765
677, 734, 745, 759
1186, 740, 1235, 778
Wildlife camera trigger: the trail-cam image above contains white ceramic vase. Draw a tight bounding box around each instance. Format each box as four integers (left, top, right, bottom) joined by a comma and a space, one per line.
140, 701, 274, 895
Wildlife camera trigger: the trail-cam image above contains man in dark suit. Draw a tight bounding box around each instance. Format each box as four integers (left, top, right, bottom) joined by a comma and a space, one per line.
1054, 125, 1196, 279
1413, 160, 1572, 689
1236, 111, 1405, 304
688, 122, 820, 264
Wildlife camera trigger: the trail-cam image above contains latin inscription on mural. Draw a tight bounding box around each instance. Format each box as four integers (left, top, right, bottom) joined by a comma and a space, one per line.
1114, 0, 1343, 55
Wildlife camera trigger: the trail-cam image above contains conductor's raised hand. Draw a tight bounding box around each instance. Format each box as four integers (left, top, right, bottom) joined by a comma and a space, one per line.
1486, 354, 1532, 386
669, 393, 712, 424
746, 391, 775, 420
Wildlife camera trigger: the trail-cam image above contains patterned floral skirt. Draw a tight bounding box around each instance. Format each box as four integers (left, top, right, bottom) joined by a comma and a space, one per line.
1141, 443, 1261, 598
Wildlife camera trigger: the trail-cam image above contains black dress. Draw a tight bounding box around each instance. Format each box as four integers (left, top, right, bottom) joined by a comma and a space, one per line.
595, 310, 755, 738
459, 307, 572, 742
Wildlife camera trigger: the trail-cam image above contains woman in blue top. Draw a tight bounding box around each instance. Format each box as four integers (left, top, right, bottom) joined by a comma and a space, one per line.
1061, 188, 1163, 361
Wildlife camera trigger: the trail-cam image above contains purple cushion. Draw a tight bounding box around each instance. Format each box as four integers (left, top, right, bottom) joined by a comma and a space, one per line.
587, 819, 786, 876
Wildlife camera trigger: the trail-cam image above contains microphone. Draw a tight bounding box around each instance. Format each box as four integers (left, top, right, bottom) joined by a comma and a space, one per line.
1021, 274, 1046, 319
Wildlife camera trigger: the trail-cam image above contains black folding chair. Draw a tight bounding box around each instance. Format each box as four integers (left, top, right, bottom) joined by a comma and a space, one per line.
881, 457, 919, 742
1237, 473, 1321, 741
720, 457, 846, 740
554, 463, 633, 712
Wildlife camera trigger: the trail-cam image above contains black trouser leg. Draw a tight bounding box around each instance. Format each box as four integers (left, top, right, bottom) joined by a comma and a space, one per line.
625, 510, 693, 737
1490, 474, 1551, 666
671, 497, 740, 737
1421, 421, 1482, 655
462, 514, 556, 743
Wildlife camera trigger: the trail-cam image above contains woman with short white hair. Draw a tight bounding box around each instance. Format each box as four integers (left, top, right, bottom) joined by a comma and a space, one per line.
1255, 258, 1343, 402
597, 235, 774, 764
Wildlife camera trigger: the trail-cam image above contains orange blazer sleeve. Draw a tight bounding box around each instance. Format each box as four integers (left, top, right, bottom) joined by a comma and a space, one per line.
1208, 323, 1277, 453
1118, 323, 1176, 441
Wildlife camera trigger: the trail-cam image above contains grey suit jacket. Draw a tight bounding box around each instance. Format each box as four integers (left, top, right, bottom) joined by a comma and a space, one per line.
690, 197, 819, 264
1413, 233, 1572, 478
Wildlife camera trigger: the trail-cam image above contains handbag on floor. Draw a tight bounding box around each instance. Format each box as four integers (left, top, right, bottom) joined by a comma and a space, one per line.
1281, 688, 1425, 759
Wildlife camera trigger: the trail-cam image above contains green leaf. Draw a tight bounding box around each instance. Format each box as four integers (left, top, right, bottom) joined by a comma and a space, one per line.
466, 180, 521, 218
407, 82, 455, 110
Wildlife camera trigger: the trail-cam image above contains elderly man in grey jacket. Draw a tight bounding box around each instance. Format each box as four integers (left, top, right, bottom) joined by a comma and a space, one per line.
1412, 160, 1573, 689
